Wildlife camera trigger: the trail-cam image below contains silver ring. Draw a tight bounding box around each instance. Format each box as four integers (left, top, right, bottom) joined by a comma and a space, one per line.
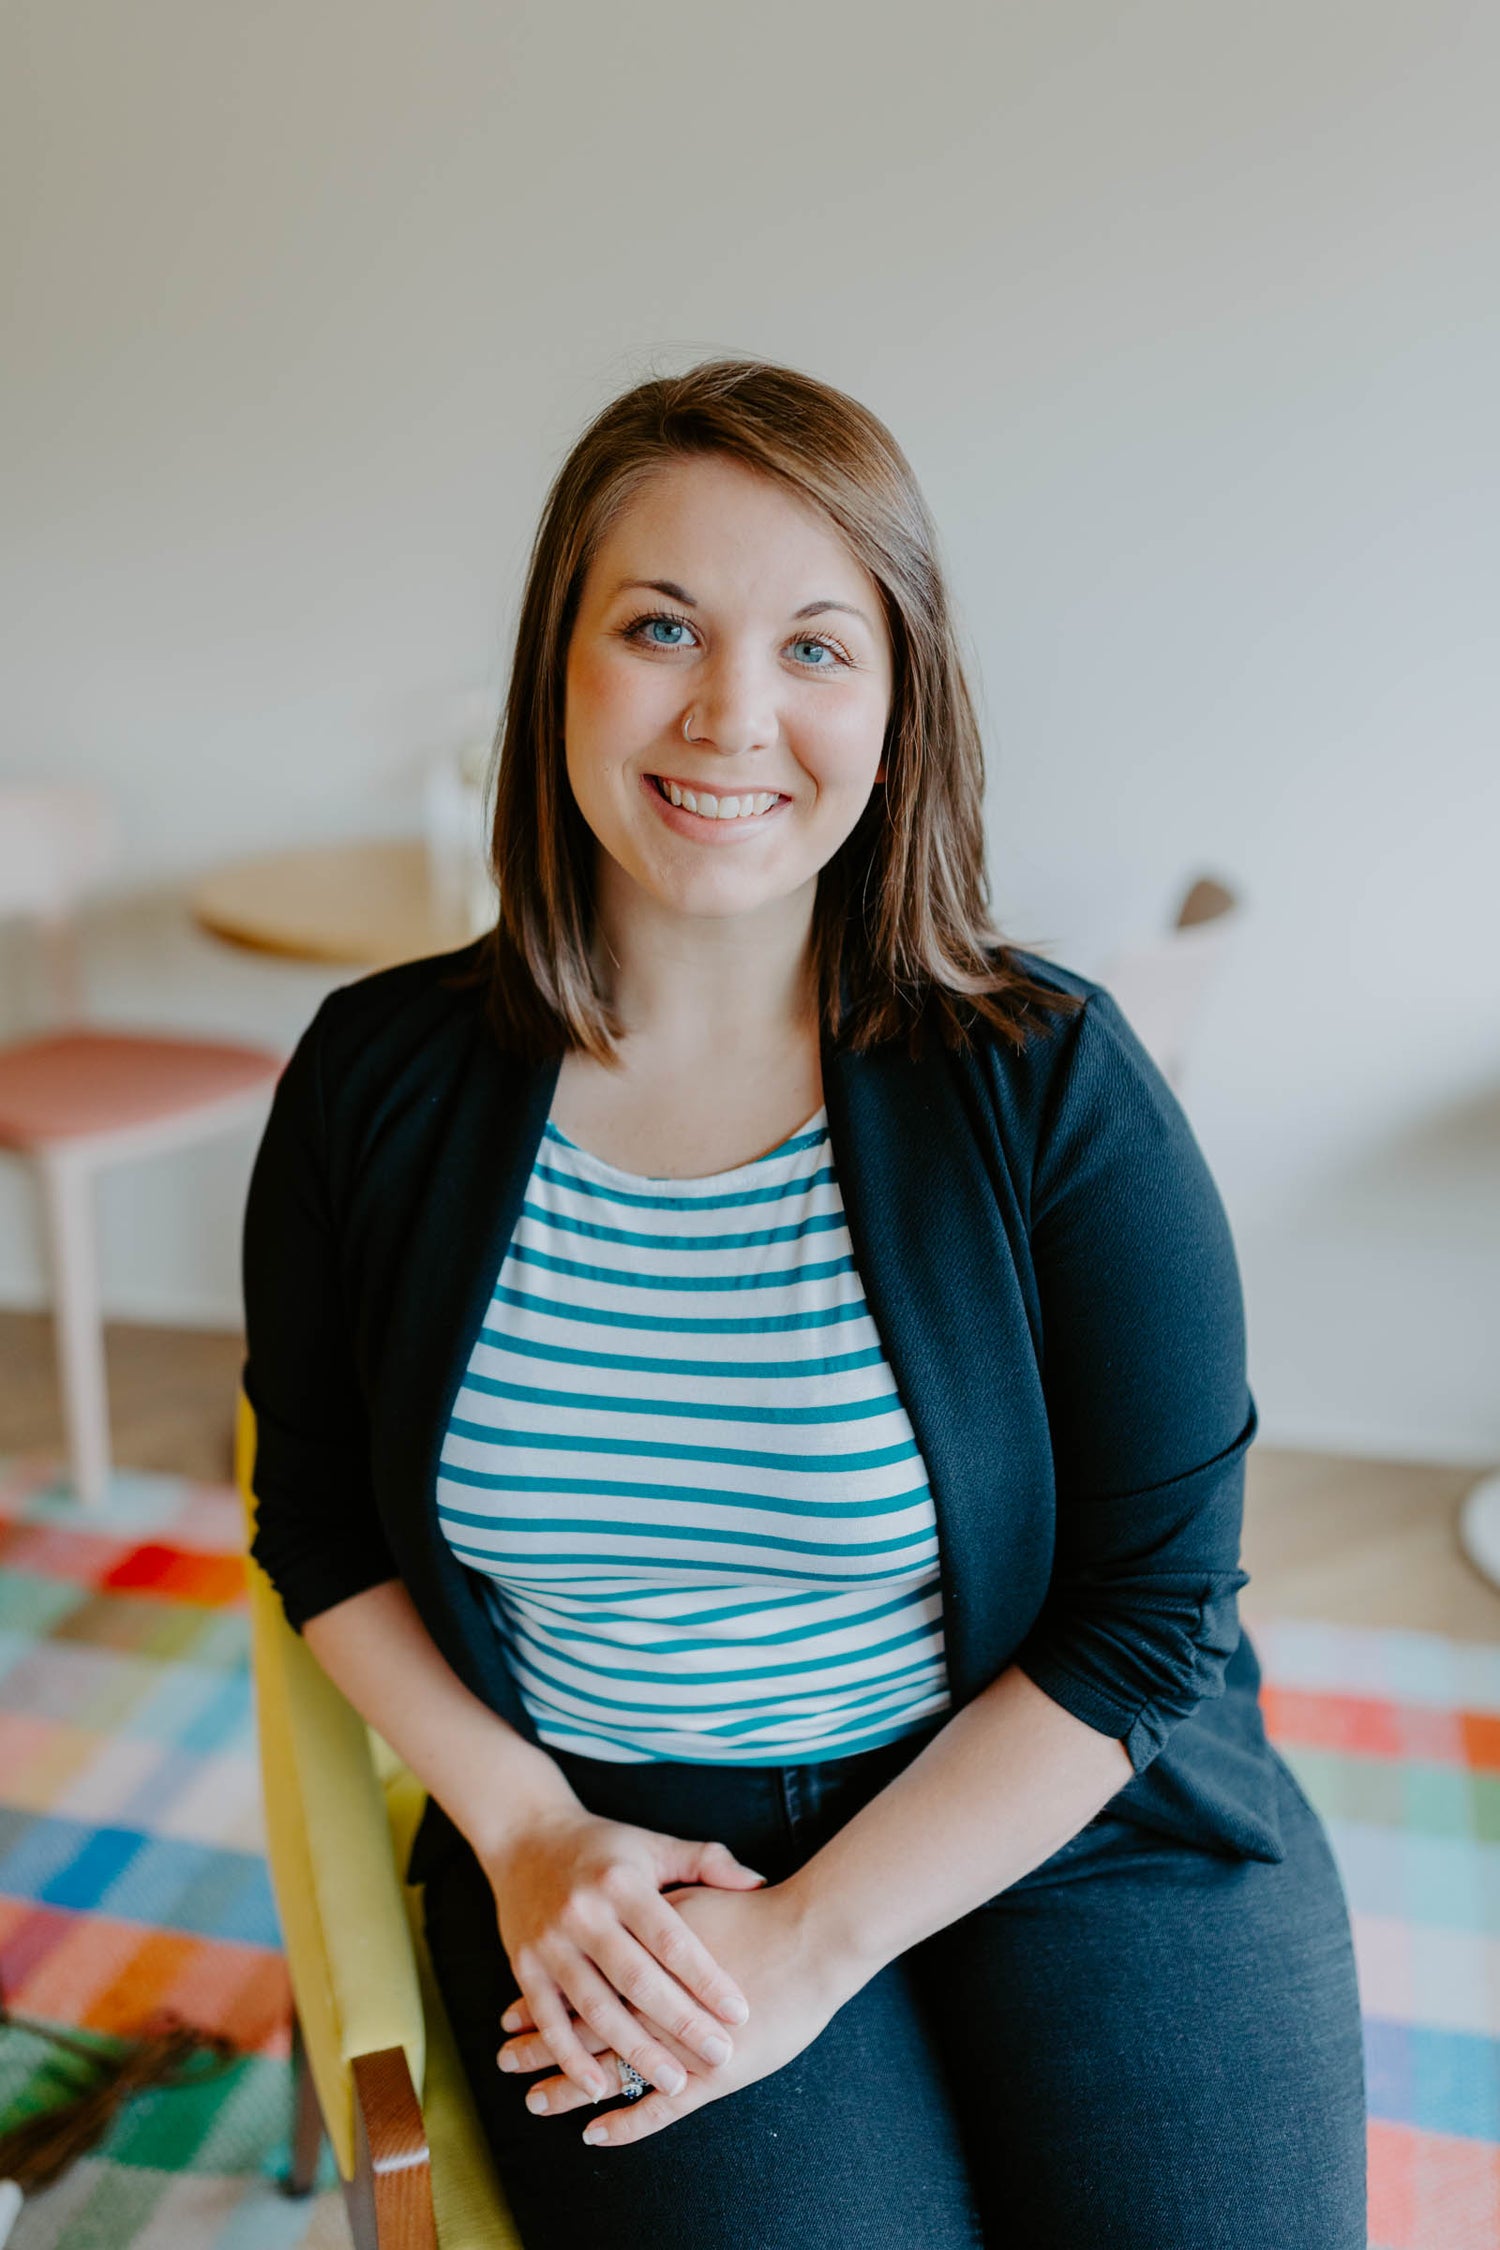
613, 2053, 648, 2102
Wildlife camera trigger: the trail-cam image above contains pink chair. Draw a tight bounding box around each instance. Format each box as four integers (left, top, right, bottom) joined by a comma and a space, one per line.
0, 786, 285, 1504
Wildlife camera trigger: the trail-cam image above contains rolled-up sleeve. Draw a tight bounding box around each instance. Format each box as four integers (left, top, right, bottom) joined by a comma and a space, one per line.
240, 999, 400, 1631
1010, 989, 1255, 1776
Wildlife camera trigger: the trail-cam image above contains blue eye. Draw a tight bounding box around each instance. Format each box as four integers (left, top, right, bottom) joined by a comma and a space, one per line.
620, 610, 850, 669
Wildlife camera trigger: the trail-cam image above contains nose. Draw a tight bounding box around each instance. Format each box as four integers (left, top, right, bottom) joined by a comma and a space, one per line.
682, 649, 778, 757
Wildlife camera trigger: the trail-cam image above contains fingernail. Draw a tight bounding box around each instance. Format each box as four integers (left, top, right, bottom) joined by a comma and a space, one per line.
701, 2035, 731, 2066
497, 2051, 517, 2071
583, 2123, 607, 2146
720, 1995, 749, 2024
526, 2089, 548, 2114
586, 2069, 610, 2100
659, 2062, 687, 2094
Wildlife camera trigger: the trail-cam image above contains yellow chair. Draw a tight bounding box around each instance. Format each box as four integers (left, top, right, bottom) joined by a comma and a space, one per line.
236, 1391, 523, 2249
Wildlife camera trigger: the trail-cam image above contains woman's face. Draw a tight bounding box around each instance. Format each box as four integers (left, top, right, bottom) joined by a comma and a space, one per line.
563, 454, 894, 930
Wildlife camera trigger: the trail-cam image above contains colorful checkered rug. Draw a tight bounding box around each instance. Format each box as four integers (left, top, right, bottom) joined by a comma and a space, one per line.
0, 1460, 1495, 2246
1243, 1602, 1500, 2247
0, 1458, 345, 2248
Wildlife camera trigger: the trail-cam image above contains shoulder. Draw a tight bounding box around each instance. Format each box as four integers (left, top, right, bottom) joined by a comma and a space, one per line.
309, 939, 490, 1052
276, 940, 496, 1145
963, 944, 1196, 1196
968, 941, 1146, 1095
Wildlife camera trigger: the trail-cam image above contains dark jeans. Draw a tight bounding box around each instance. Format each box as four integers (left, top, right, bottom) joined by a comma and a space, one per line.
419, 1721, 1367, 2249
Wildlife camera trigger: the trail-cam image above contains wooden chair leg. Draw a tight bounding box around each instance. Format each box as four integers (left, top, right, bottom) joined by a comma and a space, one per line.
36, 1149, 111, 1506
284, 2010, 325, 2197
345, 2047, 436, 2250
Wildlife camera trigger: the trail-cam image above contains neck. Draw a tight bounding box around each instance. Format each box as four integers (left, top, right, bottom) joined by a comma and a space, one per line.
591, 869, 819, 1064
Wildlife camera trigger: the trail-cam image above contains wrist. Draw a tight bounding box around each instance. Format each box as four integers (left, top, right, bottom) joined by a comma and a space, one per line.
775, 1858, 888, 2012
447, 1739, 583, 1868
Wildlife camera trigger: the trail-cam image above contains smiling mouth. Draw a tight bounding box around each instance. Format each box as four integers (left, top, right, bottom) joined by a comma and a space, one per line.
648, 775, 788, 821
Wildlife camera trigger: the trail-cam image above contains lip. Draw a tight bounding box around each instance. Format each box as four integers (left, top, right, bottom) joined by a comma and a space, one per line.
639, 770, 790, 837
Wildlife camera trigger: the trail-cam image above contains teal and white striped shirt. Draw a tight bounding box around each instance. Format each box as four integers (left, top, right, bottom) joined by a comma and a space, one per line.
435, 1103, 952, 1764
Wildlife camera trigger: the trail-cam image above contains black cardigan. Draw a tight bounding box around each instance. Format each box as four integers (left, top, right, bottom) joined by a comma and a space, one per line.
241, 940, 1286, 1873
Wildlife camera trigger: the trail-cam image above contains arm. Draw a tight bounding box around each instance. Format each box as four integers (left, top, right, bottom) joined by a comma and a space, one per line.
782, 988, 1254, 1991
241, 1003, 765, 2100
301, 1579, 584, 1859
781, 1666, 1130, 1992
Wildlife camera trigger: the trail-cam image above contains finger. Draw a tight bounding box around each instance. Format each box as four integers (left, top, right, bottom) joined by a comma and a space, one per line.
518, 1960, 615, 2104
582, 2080, 704, 2149
501, 2002, 708, 2086
659, 1832, 764, 1888
621, 1892, 751, 2030
691, 1838, 769, 1891
521, 2066, 601, 2118
499, 2020, 611, 2074
552, 1950, 692, 2097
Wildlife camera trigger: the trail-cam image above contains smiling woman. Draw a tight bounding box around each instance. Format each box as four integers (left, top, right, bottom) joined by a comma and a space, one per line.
241, 357, 1367, 2249
455, 358, 1076, 1085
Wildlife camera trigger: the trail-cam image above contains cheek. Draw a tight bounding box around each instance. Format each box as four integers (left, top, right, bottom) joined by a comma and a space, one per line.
802, 692, 889, 792
568, 646, 659, 743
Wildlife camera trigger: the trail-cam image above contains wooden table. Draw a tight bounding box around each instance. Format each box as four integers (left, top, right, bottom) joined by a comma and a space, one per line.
190, 838, 492, 968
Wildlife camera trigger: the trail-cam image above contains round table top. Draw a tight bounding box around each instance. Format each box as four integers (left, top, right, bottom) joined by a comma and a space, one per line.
190, 837, 492, 968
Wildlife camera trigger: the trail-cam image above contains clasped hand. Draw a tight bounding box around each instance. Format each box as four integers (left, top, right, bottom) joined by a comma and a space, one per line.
487, 1809, 853, 2148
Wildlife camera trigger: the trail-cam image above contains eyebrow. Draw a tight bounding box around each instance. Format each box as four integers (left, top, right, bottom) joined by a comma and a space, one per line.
610, 578, 877, 633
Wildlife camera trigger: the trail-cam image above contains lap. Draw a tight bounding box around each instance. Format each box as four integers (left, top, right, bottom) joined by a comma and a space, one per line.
911, 1749, 1368, 2248
421, 1748, 1366, 2250
421, 1834, 985, 2250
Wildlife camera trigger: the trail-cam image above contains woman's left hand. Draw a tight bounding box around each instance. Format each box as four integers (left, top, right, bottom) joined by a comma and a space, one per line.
495, 1879, 859, 2147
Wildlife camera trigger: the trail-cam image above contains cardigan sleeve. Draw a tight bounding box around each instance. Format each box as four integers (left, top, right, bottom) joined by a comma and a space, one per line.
240, 998, 401, 1630
1008, 988, 1255, 1777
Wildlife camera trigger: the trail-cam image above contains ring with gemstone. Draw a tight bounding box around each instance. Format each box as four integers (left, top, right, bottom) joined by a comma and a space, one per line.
613, 2054, 648, 2101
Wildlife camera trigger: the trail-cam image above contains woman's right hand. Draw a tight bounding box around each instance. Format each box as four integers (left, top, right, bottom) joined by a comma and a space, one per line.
482, 1805, 769, 2104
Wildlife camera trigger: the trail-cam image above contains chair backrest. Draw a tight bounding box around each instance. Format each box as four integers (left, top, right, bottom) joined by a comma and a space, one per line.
0, 786, 117, 1022
0, 785, 116, 921
1099, 874, 1243, 1093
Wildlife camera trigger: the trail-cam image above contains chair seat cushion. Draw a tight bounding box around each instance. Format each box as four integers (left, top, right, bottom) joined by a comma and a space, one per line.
0, 1029, 282, 1147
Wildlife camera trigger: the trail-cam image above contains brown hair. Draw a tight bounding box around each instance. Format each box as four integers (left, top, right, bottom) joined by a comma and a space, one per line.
457, 356, 1083, 1061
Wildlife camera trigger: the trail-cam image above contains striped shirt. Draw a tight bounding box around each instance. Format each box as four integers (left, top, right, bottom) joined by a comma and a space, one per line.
434, 1103, 953, 1764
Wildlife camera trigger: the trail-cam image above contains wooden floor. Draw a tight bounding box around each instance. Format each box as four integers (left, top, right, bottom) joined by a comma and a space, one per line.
3, 1309, 1497, 1640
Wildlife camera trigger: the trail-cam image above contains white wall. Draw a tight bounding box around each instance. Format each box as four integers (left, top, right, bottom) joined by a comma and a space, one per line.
2, 0, 1497, 1463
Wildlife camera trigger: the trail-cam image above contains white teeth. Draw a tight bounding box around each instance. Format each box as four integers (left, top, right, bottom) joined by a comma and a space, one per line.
657, 778, 781, 820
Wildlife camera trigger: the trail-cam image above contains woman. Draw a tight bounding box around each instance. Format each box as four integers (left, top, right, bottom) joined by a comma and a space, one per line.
243, 358, 1367, 2247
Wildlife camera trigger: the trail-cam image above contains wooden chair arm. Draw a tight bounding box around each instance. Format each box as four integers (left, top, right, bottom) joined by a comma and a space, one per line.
346, 2046, 438, 2250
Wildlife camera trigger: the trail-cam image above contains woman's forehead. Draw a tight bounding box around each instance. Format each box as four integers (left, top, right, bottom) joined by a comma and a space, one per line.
585, 459, 883, 615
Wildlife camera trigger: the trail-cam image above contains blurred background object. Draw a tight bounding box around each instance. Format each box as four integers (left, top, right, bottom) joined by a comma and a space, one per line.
421, 739, 495, 943
188, 741, 496, 970
191, 832, 489, 969
0, 785, 283, 1503
1099, 873, 1243, 1093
